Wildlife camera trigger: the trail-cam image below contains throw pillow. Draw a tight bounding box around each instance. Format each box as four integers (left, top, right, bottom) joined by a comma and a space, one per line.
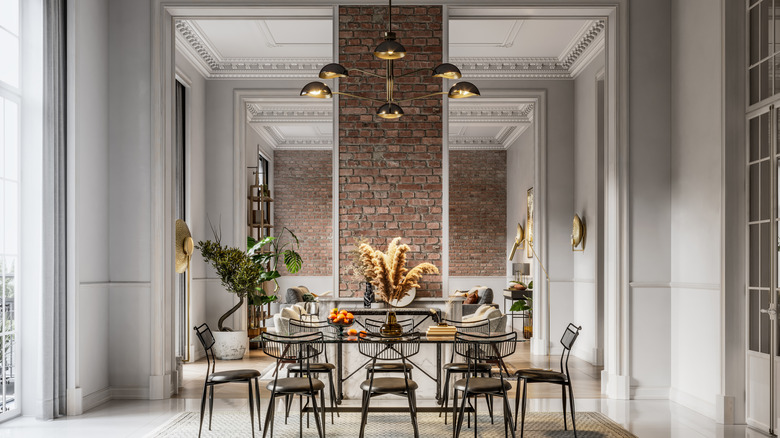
293, 304, 308, 316
280, 306, 301, 321
464, 290, 480, 304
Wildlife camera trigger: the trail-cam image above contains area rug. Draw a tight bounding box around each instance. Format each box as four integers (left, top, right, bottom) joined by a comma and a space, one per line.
147, 410, 637, 437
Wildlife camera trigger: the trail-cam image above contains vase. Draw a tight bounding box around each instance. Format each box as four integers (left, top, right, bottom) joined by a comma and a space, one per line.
523, 315, 533, 340
363, 282, 374, 308
380, 310, 403, 337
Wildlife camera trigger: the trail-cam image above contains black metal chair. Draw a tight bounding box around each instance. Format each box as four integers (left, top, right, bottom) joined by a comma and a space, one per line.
358, 332, 421, 438
439, 318, 491, 425
193, 323, 262, 438
262, 332, 327, 438
361, 317, 416, 378
514, 323, 582, 438
288, 319, 340, 424
452, 331, 517, 438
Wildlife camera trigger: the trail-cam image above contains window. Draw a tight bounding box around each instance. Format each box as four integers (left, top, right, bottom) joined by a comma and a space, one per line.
0, 0, 20, 417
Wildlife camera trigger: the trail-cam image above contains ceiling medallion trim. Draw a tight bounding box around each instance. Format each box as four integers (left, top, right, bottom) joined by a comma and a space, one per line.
175, 19, 330, 79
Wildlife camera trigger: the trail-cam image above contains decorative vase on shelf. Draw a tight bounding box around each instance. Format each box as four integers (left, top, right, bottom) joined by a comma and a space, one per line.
363, 282, 374, 308
380, 310, 403, 337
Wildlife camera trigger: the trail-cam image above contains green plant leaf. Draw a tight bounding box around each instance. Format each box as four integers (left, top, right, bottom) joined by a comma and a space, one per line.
284, 250, 303, 273
248, 236, 276, 254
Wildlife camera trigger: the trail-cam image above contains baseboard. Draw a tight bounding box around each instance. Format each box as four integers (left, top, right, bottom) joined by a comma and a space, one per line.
572, 345, 603, 366
82, 387, 112, 413
111, 386, 150, 400
630, 386, 670, 399
670, 388, 716, 420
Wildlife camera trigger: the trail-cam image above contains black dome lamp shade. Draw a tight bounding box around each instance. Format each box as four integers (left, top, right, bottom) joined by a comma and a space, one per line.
319, 63, 349, 79
377, 102, 404, 119
432, 63, 462, 80
448, 82, 481, 99
374, 32, 406, 60
300, 82, 332, 98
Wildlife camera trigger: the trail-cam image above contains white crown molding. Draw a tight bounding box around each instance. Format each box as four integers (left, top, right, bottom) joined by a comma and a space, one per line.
452, 19, 605, 79
175, 19, 331, 78
246, 102, 332, 123
250, 123, 333, 150
448, 123, 531, 150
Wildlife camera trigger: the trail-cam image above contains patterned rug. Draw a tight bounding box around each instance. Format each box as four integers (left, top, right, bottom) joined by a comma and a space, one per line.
147, 410, 636, 437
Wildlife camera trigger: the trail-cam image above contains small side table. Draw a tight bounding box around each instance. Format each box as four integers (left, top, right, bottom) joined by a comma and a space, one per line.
503, 289, 531, 333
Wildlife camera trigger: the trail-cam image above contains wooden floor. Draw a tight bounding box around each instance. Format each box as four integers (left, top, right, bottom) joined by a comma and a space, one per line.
177, 339, 604, 400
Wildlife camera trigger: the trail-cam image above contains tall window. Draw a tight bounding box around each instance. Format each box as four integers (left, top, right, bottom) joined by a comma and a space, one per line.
0, 0, 20, 417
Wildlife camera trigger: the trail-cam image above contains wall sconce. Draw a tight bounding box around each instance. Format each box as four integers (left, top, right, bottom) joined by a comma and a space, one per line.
572, 214, 586, 251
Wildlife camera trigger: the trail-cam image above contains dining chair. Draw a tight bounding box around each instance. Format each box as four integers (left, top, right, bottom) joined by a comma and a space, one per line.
262, 331, 327, 438
288, 319, 340, 424
514, 323, 582, 438
193, 323, 262, 438
361, 317, 416, 378
439, 318, 491, 425
452, 331, 517, 438
357, 332, 421, 438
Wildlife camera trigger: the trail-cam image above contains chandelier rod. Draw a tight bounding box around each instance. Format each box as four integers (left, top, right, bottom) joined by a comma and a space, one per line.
388, 0, 392, 33
395, 91, 448, 104
332, 91, 387, 104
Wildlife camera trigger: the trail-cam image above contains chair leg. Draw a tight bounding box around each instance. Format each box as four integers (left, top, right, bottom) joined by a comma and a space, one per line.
501, 390, 517, 438
208, 385, 215, 430
568, 383, 578, 438
320, 389, 327, 438
473, 395, 478, 438
442, 370, 450, 423
310, 392, 325, 438
513, 379, 521, 431
254, 378, 262, 431
408, 389, 420, 438
452, 388, 458, 437
198, 384, 208, 438
358, 390, 371, 438
520, 380, 527, 438
248, 381, 256, 438
562, 384, 568, 430
284, 394, 291, 424
263, 393, 276, 438
327, 371, 337, 423
454, 390, 469, 438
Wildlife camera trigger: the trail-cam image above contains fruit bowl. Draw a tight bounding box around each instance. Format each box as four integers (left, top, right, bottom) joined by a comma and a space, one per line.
327, 319, 354, 337
327, 308, 355, 336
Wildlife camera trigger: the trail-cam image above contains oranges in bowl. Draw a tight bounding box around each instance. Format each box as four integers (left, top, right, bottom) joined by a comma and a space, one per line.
327, 308, 355, 336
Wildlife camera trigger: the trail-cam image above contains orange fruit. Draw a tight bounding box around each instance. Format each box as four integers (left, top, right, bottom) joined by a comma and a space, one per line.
339, 309, 348, 315
347, 328, 358, 336
334, 314, 345, 323
331, 308, 339, 314
327, 314, 336, 320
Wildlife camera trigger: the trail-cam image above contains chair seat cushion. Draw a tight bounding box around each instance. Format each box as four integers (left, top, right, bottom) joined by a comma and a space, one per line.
453, 377, 511, 393
266, 377, 325, 393
444, 362, 491, 372
360, 377, 418, 393
288, 362, 336, 372
365, 362, 413, 372
515, 369, 568, 383
208, 369, 261, 383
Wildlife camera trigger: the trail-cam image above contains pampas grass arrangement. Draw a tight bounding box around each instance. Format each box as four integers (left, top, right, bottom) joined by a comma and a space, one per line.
358, 237, 439, 303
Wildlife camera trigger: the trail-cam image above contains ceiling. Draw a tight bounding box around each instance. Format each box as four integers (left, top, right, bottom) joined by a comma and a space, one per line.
246, 99, 533, 151
177, 10, 597, 149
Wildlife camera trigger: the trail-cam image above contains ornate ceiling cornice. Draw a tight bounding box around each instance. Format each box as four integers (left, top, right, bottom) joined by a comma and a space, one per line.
251, 124, 333, 150
452, 19, 605, 79
246, 102, 332, 124
175, 20, 330, 79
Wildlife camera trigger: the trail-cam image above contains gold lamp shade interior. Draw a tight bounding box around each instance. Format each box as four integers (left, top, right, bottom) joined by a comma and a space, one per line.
300, 82, 333, 98
377, 102, 404, 119
448, 81, 480, 99
175, 219, 194, 273
508, 223, 525, 261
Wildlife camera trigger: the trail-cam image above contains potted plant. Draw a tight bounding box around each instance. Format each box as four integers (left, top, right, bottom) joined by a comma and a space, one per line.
196, 227, 301, 359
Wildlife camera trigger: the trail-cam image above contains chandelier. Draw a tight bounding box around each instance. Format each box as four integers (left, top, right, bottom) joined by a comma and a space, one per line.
299, 0, 480, 119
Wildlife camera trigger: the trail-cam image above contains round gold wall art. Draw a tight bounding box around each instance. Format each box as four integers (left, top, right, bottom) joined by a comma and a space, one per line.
572, 214, 585, 251
175, 219, 194, 273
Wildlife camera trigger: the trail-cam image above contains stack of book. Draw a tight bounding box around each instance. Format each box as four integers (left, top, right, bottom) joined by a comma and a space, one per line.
426, 325, 457, 337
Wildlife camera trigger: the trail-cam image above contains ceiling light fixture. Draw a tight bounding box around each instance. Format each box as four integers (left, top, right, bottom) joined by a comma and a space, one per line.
299, 0, 480, 119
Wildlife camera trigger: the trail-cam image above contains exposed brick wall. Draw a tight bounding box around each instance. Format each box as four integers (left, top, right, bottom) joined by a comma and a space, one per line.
273, 150, 332, 276
449, 150, 507, 276
338, 5, 443, 297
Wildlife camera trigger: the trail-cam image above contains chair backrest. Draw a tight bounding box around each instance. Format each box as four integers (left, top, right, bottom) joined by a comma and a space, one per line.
363, 317, 415, 334
262, 331, 324, 394
443, 318, 490, 334
194, 323, 217, 375
558, 323, 582, 377
454, 331, 517, 363
357, 332, 421, 361
289, 318, 333, 335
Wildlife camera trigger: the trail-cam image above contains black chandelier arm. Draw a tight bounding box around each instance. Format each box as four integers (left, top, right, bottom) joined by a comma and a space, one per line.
332, 91, 387, 104
395, 91, 448, 103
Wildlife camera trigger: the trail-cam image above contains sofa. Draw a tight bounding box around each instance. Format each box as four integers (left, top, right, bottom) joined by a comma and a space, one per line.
461, 286, 495, 316
462, 304, 507, 334
271, 303, 318, 335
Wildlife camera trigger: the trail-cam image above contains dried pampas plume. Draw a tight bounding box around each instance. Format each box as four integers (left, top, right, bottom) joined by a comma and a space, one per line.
357, 238, 439, 303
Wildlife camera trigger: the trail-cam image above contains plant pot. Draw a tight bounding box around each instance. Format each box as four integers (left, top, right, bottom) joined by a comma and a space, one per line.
212, 330, 248, 360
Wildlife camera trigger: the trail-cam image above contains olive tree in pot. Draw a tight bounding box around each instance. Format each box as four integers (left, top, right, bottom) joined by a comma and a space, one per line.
196, 227, 302, 359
